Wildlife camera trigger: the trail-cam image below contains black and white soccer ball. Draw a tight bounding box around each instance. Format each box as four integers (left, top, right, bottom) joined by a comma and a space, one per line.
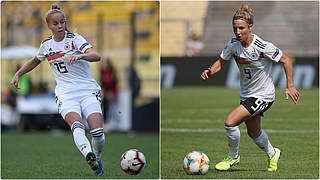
120, 149, 146, 175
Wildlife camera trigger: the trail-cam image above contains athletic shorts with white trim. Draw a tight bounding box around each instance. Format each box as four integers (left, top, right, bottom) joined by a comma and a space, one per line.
240, 97, 273, 117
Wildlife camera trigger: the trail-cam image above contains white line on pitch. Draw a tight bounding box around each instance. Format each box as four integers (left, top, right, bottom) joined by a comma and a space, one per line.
161, 128, 319, 134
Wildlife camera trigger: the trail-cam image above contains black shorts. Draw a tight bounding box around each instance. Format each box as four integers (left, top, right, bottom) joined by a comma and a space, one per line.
240, 97, 273, 117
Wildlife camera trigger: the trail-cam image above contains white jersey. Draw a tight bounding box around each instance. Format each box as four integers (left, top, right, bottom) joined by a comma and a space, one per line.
37, 31, 101, 97
220, 34, 283, 102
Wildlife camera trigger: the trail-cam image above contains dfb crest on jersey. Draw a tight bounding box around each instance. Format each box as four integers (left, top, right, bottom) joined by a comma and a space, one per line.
64, 42, 71, 50
250, 52, 258, 60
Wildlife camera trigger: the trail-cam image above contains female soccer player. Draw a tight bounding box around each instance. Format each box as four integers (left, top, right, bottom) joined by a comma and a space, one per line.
201, 4, 299, 171
11, 4, 105, 176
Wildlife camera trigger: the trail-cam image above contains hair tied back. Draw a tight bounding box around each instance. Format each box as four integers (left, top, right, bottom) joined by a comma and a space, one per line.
51, 4, 60, 10
233, 4, 254, 25
240, 4, 251, 13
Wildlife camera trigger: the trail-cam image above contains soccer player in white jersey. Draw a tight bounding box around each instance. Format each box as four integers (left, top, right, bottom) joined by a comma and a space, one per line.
11, 4, 105, 176
201, 4, 299, 171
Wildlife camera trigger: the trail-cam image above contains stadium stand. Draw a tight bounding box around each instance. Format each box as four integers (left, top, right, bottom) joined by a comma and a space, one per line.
201, 1, 318, 57
2, 1, 159, 98
160, 1, 318, 57
161, 1, 208, 56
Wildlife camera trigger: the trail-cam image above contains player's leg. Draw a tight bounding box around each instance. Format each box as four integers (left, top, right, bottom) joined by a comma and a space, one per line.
87, 112, 105, 161
245, 116, 280, 171
65, 112, 93, 158
84, 112, 104, 176
58, 94, 99, 172
81, 90, 105, 176
215, 105, 251, 171
64, 112, 99, 170
225, 105, 250, 158
245, 116, 276, 157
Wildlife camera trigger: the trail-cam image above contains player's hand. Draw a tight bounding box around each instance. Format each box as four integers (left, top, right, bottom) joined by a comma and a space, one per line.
67, 54, 83, 65
10, 74, 20, 92
201, 68, 212, 80
285, 87, 299, 104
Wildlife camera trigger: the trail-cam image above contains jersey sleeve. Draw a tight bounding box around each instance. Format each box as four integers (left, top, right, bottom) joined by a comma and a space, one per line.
74, 33, 93, 54
220, 39, 235, 61
36, 43, 46, 61
264, 42, 283, 62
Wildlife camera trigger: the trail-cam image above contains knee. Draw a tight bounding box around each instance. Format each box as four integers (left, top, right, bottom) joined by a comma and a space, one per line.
225, 122, 235, 127
87, 113, 103, 129
87, 112, 103, 121
225, 116, 237, 127
65, 112, 82, 128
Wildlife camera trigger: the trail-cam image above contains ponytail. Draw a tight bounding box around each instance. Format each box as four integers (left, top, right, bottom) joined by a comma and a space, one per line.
233, 4, 254, 25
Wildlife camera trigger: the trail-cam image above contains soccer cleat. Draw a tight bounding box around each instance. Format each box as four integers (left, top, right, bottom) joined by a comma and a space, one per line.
215, 155, 240, 171
94, 160, 104, 176
86, 152, 99, 171
267, 148, 281, 172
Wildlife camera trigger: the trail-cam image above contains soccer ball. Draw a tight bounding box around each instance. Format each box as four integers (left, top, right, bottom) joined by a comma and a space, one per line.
120, 149, 146, 175
183, 151, 210, 175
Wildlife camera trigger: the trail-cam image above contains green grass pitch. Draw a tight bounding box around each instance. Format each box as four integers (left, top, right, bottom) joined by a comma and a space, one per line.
161, 87, 318, 179
1, 131, 159, 178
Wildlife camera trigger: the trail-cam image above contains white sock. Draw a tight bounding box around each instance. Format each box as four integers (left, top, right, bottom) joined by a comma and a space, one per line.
225, 125, 240, 159
71, 122, 92, 158
90, 128, 105, 160
252, 129, 275, 158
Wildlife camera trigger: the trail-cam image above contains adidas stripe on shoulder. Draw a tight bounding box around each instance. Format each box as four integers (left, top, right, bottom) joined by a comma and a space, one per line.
41, 36, 52, 44
67, 32, 75, 38
254, 38, 267, 49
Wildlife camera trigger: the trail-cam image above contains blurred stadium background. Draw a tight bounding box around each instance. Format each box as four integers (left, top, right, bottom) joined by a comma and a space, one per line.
1, 1, 159, 132
161, 1, 318, 57
161, 1, 319, 88
161, 1, 318, 89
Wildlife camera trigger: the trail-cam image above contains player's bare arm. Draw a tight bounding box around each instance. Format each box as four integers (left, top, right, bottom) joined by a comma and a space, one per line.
67, 48, 101, 65
279, 54, 300, 104
201, 58, 228, 80
10, 56, 41, 92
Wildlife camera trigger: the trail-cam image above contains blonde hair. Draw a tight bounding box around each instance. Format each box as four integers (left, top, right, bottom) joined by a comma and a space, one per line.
233, 4, 253, 25
45, 4, 66, 24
